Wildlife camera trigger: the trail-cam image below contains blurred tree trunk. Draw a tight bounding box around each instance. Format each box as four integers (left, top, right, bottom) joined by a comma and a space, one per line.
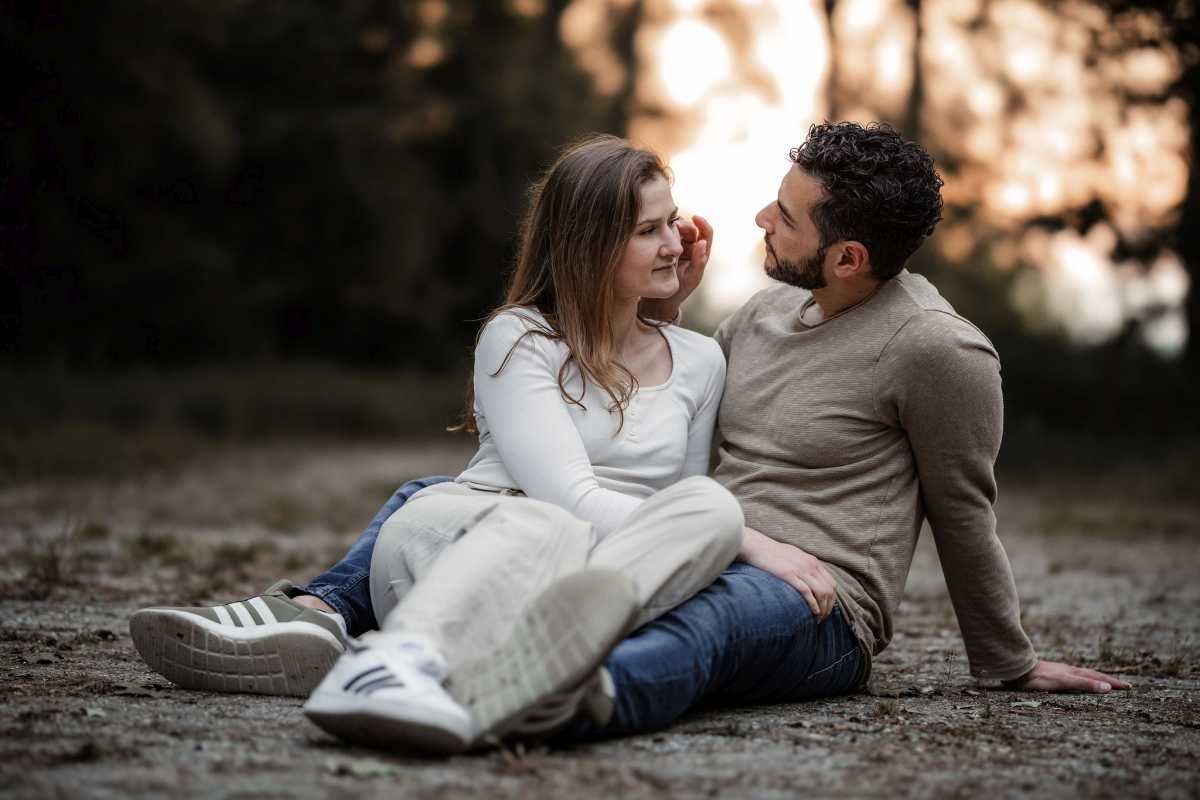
608, 0, 643, 134
901, 0, 923, 142
824, 0, 838, 119
1152, 9, 1199, 374
1088, 0, 1198, 373
1182, 69, 1200, 374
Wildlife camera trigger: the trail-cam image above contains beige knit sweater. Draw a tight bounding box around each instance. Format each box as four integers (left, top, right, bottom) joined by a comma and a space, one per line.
713, 271, 1038, 681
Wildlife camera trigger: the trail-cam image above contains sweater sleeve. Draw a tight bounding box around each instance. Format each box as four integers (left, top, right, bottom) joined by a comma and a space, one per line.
713, 314, 735, 359
680, 337, 726, 477
473, 313, 641, 537
876, 311, 1038, 681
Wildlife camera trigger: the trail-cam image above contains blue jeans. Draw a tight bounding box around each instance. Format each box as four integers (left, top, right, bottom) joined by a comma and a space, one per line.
299, 477, 864, 729
579, 562, 864, 739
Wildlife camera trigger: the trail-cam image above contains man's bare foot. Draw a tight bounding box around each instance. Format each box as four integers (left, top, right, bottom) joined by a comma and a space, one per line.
294, 594, 337, 614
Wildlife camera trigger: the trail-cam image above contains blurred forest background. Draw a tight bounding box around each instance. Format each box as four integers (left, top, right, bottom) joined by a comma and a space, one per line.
2, 0, 1197, 489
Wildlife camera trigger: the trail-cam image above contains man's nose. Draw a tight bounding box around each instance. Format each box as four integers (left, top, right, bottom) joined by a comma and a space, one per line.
755, 204, 773, 232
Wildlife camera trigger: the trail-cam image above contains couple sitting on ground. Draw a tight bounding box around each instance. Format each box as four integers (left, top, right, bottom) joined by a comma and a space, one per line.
130, 122, 1128, 754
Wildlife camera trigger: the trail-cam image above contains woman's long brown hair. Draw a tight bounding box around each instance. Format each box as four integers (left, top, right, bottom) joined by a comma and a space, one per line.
456, 135, 670, 435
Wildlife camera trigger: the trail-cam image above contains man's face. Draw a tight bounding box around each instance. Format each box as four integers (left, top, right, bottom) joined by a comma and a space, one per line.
754, 166, 830, 290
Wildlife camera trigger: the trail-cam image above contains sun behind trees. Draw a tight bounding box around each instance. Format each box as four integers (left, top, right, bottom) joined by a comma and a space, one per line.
2, 0, 1197, 464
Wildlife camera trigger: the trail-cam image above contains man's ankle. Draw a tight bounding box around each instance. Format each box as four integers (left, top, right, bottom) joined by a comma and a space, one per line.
293, 593, 337, 615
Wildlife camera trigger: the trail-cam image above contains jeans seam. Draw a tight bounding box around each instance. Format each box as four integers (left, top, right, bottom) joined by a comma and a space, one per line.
803, 644, 858, 683
300, 572, 368, 620
339, 571, 369, 596
304, 569, 369, 597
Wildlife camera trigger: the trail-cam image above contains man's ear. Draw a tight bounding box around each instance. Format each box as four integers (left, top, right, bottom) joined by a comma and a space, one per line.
831, 240, 870, 279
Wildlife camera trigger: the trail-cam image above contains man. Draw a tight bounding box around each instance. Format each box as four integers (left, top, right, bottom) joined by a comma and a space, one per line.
131, 122, 1127, 747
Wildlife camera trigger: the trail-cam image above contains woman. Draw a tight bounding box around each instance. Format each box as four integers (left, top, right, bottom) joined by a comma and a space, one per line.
301, 135, 743, 753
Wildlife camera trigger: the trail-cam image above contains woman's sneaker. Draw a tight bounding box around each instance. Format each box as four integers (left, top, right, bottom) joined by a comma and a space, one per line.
303, 634, 477, 754
304, 568, 637, 754
129, 580, 348, 697
507, 666, 616, 740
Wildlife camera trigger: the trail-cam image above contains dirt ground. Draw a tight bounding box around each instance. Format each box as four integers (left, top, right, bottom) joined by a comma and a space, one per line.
2, 442, 1197, 799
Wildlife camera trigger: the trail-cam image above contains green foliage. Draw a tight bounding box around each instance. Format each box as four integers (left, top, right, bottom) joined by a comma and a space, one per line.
1, 0, 632, 366
3, 0, 1195, 448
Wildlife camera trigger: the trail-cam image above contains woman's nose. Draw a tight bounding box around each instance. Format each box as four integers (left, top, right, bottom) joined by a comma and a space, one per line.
661, 226, 683, 257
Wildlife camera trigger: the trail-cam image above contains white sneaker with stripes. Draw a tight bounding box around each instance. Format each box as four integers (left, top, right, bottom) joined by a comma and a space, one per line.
304, 633, 477, 753
303, 568, 637, 754
129, 580, 348, 697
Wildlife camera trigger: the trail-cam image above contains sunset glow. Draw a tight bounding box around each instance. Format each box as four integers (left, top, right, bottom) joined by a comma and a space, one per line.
629, 0, 830, 313
657, 21, 730, 106
560, 0, 1191, 353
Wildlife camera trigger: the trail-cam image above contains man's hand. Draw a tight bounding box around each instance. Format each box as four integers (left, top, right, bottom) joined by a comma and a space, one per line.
1003, 660, 1132, 693
738, 526, 838, 622
640, 214, 713, 323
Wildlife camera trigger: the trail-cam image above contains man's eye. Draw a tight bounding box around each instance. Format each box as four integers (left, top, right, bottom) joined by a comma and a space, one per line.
669, 216, 681, 226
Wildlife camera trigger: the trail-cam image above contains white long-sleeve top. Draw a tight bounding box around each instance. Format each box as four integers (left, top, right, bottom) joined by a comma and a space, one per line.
455, 308, 726, 538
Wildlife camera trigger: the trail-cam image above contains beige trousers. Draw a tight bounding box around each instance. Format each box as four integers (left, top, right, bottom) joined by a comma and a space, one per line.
369, 476, 743, 670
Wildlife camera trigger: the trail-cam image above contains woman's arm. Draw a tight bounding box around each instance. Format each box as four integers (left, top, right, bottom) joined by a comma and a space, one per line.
474, 313, 641, 537
680, 337, 726, 478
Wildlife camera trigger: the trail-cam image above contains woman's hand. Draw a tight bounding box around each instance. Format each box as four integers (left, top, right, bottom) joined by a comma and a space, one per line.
640, 214, 713, 323
738, 526, 838, 622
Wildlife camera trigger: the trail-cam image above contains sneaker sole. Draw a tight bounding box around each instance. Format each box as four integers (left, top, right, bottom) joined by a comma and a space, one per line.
129, 609, 343, 697
304, 690, 474, 755
448, 568, 638, 745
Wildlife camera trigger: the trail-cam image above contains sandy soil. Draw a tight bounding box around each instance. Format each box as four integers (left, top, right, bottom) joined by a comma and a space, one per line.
1, 442, 1197, 799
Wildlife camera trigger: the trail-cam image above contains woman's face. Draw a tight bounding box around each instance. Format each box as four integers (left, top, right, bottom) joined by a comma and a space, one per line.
612, 175, 683, 303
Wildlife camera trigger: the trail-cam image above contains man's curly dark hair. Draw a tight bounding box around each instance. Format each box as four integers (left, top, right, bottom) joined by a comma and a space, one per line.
789, 121, 944, 281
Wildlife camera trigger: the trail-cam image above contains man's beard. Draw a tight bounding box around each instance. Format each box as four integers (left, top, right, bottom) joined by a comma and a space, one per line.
765, 241, 828, 290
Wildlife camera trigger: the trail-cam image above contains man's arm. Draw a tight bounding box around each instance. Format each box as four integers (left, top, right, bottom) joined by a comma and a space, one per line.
880, 312, 1128, 693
